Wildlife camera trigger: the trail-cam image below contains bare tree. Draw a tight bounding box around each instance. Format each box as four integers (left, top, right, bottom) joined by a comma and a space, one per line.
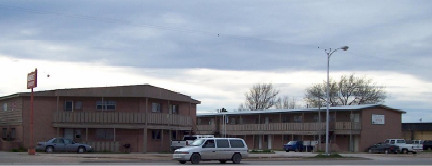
240, 83, 280, 110
275, 96, 301, 109
305, 74, 386, 107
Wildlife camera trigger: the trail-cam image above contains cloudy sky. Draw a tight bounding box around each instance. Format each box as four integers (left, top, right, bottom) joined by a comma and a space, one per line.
1, 0, 431, 122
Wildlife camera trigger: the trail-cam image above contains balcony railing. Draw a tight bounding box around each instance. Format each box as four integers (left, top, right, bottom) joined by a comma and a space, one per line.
53, 112, 192, 126
196, 122, 361, 132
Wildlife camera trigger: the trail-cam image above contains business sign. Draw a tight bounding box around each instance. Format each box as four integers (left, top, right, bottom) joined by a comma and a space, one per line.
27, 69, 37, 89
372, 114, 385, 124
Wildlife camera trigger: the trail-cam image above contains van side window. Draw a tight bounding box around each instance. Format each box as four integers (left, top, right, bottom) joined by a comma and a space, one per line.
230, 140, 245, 148
203, 140, 215, 148
216, 140, 230, 148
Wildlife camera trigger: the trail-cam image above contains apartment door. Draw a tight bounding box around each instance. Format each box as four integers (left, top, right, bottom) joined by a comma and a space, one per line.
64, 129, 74, 140
354, 136, 359, 152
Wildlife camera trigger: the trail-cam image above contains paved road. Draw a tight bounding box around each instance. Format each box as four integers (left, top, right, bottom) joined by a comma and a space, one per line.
1, 151, 432, 165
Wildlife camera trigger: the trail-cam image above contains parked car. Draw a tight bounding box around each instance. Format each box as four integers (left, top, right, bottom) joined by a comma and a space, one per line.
283, 141, 303, 152
423, 140, 432, 150
385, 139, 422, 154
35, 137, 93, 153
173, 138, 248, 164
368, 143, 399, 154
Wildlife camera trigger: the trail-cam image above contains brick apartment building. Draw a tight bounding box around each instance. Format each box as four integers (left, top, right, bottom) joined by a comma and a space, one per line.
0, 85, 200, 152
196, 104, 405, 152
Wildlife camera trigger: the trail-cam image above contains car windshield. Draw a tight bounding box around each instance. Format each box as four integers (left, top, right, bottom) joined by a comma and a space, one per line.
287, 141, 296, 145
189, 139, 205, 146
47, 138, 57, 143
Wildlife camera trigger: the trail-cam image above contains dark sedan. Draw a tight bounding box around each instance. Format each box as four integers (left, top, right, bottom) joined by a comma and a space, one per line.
36, 138, 93, 153
368, 143, 399, 154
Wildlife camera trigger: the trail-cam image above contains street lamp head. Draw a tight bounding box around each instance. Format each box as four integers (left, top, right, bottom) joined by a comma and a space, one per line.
340, 46, 349, 51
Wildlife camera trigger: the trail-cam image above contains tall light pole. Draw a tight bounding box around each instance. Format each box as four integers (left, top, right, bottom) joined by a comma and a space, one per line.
325, 46, 348, 156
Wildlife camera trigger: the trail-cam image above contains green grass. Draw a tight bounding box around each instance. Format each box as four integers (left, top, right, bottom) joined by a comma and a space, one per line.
313, 153, 344, 158
10, 146, 26, 152
249, 149, 275, 154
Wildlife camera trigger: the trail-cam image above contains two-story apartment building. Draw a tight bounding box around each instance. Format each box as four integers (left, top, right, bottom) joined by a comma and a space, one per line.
196, 104, 404, 152
0, 85, 200, 152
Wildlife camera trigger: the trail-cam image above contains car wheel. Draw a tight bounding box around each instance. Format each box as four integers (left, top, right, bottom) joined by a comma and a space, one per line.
384, 149, 389, 154
428, 148, 431, 151
219, 160, 227, 164
295, 148, 298, 152
368, 149, 372, 154
190, 154, 200, 164
77, 147, 86, 153
232, 153, 242, 164
285, 150, 289, 152
46, 146, 54, 153
179, 160, 186, 164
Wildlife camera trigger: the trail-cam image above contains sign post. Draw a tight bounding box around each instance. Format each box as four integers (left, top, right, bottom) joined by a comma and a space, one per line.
27, 69, 37, 155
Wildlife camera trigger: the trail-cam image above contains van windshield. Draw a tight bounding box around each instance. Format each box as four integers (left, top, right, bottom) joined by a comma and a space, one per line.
189, 139, 205, 146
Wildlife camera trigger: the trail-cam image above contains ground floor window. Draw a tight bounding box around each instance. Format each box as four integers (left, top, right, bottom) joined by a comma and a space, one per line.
96, 129, 114, 140
152, 130, 161, 140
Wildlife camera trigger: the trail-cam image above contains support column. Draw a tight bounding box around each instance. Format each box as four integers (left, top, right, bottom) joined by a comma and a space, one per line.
143, 128, 147, 153
161, 129, 164, 151
56, 127, 59, 137
86, 128, 88, 142
113, 128, 116, 142
56, 96, 59, 112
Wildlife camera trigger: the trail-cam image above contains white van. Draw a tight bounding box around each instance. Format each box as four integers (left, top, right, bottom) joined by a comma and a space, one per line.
173, 138, 249, 164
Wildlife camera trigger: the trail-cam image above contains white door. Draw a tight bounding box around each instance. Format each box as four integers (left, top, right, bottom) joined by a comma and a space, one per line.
354, 136, 359, 152
265, 117, 269, 124
64, 129, 74, 140
258, 135, 262, 149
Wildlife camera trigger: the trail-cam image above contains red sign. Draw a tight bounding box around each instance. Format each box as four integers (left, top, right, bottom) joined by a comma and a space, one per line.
27, 69, 37, 89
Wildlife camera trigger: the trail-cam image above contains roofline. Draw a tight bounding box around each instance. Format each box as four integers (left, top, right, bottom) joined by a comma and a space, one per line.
197, 104, 405, 117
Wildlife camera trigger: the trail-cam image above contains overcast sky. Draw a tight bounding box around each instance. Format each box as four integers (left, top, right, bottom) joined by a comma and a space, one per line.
1, 0, 431, 122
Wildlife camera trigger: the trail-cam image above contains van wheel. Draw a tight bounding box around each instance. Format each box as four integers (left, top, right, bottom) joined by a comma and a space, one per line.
285, 150, 289, 152
179, 160, 186, 164
190, 154, 200, 164
232, 154, 242, 164
368, 149, 372, 154
219, 160, 227, 164
402, 149, 408, 154
384, 149, 389, 154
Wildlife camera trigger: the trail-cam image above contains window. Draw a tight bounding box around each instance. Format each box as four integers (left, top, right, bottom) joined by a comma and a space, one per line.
75, 101, 83, 110
229, 140, 245, 148
171, 131, 177, 140
203, 140, 215, 148
230, 118, 236, 124
65, 101, 73, 111
282, 116, 289, 123
152, 130, 161, 140
63, 139, 73, 144
96, 129, 114, 139
2, 128, 7, 138
10, 128, 15, 139
54, 138, 65, 143
2, 103, 7, 112
96, 101, 116, 110
216, 139, 230, 148
172, 104, 179, 114
294, 116, 302, 123
313, 115, 319, 122
397, 140, 405, 144
152, 103, 161, 113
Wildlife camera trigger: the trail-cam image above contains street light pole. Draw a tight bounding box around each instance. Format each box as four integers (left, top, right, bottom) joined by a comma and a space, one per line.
324, 46, 348, 156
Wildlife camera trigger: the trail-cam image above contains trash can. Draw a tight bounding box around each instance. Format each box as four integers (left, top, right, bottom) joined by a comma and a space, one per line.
123, 144, 131, 153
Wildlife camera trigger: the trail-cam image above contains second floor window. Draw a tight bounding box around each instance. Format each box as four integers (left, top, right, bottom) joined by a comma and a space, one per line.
96, 101, 116, 110
152, 103, 161, 113
65, 101, 73, 111
2, 103, 7, 112
172, 104, 179, 114
294, 116, 303, 123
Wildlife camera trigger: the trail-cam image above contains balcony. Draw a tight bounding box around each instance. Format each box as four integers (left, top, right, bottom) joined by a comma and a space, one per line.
196, 122, 361, 135
53, 112, 193, 128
